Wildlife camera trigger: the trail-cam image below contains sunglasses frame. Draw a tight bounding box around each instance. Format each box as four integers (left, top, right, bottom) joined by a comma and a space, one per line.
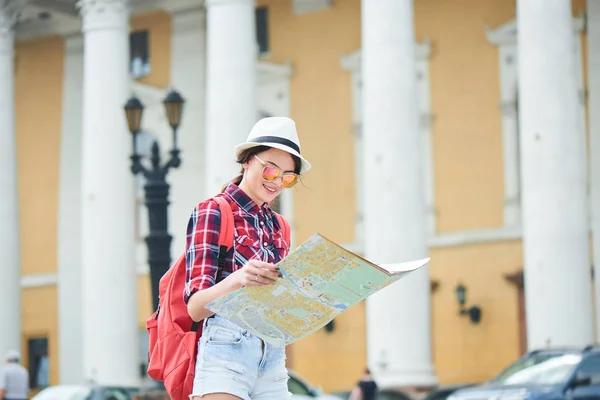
253, 155, 300, 188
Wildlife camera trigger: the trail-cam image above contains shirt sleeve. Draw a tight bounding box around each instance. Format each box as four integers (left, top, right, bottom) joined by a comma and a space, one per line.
184, 199, 222, 304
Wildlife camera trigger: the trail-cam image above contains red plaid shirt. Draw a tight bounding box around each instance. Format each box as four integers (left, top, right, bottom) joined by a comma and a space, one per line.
184, 183, 290, 303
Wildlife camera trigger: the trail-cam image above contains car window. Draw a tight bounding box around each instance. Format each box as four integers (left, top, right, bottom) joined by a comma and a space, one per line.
288, 375, 312, 396
103, 389, 131, 400
576, 355, 600, 384
492, 353, 564, 383
492, 352, 580, 383
500, 354, 582, 385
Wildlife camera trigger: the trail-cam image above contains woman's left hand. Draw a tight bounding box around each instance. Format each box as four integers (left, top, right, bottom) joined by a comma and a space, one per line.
229, 260, 282, 287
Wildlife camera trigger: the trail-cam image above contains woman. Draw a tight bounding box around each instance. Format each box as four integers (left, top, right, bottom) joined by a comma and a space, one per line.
184, 117, 311, 400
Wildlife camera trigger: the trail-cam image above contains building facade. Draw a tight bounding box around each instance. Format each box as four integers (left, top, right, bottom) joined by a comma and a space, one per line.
1, 0, 599, 394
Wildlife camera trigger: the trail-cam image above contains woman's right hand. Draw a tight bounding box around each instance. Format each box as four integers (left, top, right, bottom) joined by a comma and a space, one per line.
229, 260, 283, 288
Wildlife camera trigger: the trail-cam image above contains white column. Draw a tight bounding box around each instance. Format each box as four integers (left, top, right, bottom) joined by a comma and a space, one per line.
362, 0, 436, 389
204, 0, 257, 196
166, 4, 207, 254
78, 0, 139, 386
57, 33, 84, 384
588, 1, 600, 343
0, 4, 21, 361
517, 0, 593, 349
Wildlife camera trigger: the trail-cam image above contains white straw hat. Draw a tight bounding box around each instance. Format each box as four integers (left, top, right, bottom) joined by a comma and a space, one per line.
234, 117, 311, 173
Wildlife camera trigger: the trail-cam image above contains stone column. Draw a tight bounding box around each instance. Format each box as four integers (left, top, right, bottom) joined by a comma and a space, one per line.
517, 0, 593, 348
166, 3, 207, 254
204, 0, 257, 196
0, 3, 21, 361
57, 33, 84, 384
361, 0, 436, 389
77, 0, 139, 386
587, 0, 600, 343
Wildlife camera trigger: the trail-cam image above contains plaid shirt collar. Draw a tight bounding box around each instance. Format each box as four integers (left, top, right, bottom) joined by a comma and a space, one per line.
223, 183, 271, 214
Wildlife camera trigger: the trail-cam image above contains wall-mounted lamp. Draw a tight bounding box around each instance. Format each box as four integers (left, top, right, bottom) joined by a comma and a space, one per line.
455, 282, 482, 324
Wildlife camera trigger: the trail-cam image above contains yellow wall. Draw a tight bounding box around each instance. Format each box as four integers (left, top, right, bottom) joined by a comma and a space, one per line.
131, 11, 172, 88
138, 275, 154, 329
430, 241, 523, 384
257, 0, 366, 391
14, 0, 592, 393
258, 0, 360, 247
15, 36, 64, 276
262, 0, 590, 391
15, 34, 64, 385
414, 0, 513, 233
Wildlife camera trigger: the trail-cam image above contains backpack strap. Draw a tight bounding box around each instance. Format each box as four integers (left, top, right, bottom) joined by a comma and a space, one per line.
213, 196, 234, 267
190, 196, 234, 333
273, 212, 291, 245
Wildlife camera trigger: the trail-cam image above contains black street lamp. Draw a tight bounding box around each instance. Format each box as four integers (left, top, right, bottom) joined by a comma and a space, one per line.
124, 89, 185, 312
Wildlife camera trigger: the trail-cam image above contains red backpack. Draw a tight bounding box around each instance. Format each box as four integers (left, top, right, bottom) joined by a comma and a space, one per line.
146, 196, 291, 400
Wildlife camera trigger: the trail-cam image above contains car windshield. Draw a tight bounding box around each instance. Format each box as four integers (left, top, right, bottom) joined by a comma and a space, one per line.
32, 385, 92, 400
492, 354, 582, 385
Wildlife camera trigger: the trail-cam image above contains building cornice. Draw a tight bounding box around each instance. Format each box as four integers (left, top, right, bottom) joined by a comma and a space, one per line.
340, 39, 432, 72
487, 13, 585, 46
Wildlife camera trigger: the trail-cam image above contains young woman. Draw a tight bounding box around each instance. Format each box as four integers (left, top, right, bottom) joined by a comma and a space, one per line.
184, 117, 311, 400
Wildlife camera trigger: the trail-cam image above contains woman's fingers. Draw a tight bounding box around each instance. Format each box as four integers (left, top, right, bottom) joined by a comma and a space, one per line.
243, 261, 283, 286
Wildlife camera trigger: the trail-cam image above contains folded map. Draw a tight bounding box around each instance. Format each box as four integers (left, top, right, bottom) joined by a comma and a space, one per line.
205, 233, 430, 347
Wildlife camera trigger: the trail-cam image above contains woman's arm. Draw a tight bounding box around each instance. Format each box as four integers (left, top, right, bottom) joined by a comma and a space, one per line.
187, 259, 282, 321
186, 276, 241, 321
184, 200, 282, 322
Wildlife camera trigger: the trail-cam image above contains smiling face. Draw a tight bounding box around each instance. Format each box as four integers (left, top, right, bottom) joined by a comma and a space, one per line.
238, 147, 298, 206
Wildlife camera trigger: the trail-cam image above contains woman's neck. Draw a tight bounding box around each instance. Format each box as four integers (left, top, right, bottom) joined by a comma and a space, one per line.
238, 180, 264, 208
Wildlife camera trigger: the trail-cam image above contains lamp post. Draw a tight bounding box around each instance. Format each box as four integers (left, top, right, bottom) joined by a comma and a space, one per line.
124, 90, 185, 313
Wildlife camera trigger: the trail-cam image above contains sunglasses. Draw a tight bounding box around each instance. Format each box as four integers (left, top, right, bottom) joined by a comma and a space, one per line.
254, 155, 300, 188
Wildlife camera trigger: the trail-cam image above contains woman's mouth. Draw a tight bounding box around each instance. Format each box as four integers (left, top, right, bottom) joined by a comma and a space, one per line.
263, 184, 277, 194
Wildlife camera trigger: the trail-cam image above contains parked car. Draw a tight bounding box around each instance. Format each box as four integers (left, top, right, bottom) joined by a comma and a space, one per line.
421, 384, 474, 400
448, 346, 600, 400
31, 372, 339, 400
288, 370, 341, 399
31, 384, 139, 400
331, 389, 412, 400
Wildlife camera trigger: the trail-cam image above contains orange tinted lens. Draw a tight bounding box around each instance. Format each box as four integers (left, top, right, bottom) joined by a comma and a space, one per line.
262, 166, 280, 181
282, 175, 298, 187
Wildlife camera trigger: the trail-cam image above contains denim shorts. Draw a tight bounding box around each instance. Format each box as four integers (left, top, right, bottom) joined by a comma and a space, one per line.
190, 314, 291, 400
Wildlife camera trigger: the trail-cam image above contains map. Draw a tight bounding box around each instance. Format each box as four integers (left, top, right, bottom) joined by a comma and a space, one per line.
205, 233, 429, 347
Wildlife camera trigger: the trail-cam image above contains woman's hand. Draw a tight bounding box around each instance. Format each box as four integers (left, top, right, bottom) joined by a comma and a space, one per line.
230, 260, 283, 288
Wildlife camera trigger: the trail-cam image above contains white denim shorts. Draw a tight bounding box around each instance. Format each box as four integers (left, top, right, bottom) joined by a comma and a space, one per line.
190, 315, 291, 400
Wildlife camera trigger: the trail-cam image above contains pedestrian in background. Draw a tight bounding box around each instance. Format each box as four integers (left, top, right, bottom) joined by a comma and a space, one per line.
0, 350, 29, 400
349, 368, 379, 400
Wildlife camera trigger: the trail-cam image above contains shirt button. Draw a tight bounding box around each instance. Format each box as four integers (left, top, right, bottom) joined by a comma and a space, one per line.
260, 221, 264, 226
263, 242, 268, 247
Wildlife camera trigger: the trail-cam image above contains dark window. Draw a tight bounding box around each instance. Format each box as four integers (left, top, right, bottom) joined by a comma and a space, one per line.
255, 7, 269, 55
130, 30, 151, 79
27, 337, 49, 389
103, 388, 131, 400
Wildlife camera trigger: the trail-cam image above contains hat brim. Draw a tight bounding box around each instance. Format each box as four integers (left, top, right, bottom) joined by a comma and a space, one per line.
234, 142, 312, 173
